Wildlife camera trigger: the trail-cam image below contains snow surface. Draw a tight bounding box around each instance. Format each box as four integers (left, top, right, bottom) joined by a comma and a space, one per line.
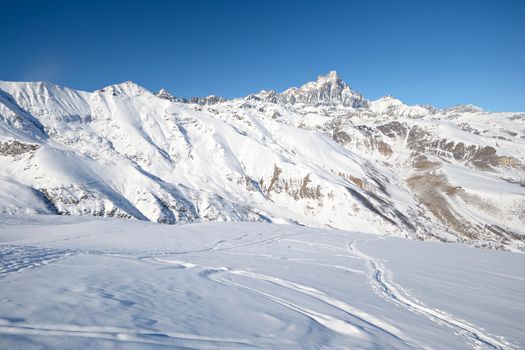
0, 215, 523, 349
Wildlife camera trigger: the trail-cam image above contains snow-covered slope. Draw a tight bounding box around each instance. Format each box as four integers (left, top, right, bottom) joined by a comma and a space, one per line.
0, 216, 523, 349
1, 72, 524, 250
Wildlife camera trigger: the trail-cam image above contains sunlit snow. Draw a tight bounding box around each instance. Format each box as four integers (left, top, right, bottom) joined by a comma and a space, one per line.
0, 216, 523, 349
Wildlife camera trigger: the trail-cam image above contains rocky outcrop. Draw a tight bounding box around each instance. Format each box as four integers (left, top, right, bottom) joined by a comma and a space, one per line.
0, 140, 39, 156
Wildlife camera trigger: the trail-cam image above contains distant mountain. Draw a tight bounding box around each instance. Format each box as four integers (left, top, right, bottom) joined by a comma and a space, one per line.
253, 71, 368, 108
1, 72, 524, 251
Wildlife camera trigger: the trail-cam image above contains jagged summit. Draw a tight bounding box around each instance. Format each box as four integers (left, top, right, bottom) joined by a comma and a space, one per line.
314, 70, 344, 85
277, 70, 367, 108
157, 88, 172, 98
156, 88, 189, 103
293, 71, 349, 94
154, 71, 468, 113
244, 71, 367, 108
155, 71, 367, 108
156, 88, 227, 106
325, 70, 340, 79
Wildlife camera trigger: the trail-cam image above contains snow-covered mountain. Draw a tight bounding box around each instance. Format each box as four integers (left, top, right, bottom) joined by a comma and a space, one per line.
1, 72, 524, 250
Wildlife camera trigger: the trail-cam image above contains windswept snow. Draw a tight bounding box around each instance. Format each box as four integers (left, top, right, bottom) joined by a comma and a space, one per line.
0, 216, 523, 349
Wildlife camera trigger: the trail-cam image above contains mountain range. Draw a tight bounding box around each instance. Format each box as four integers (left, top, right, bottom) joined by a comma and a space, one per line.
1, 71, 524, 251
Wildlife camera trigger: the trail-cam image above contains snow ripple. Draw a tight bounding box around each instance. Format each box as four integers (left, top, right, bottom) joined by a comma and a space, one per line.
0, 245, 75, 277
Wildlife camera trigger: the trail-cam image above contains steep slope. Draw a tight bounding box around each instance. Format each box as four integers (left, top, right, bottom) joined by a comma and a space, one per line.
1, 72, 524, 250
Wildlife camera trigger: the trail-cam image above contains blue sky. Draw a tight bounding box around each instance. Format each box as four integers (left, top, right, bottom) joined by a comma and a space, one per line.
1, 0, 524, 111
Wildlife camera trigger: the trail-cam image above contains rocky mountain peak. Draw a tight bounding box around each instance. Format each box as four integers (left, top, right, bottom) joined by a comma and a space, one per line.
315, 70, 344, 85
156, 88, 227, 105
295, 70, 348, 95
156, 89, 189, 103
255, 71, 368, 108
157, 88, 172, 98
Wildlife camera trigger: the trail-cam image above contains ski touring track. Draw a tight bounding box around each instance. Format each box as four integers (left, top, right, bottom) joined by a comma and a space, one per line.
146, 232, 519, 350
146, 257, 424, 349
0, 225, 520, 349
347, 239, 518, 350
144, 232, 427, 349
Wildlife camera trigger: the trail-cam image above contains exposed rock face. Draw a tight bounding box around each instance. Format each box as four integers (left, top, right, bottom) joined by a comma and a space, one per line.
0, 140, 39, 156
253, 71, 368, 108
377, 121, 409, 139
156, 89, 188, 103
1, 72, 524, 251
405, 126, 524, 171
156, 89, 226, 105
277, 71, 368, 108
189, 95, 227, 106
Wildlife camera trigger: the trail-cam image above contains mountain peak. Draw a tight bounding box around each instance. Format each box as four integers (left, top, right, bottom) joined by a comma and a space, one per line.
376, 95, 403, 104
97, 81, 150, 97
157, 88, 171, 96
155, 89, 189, 103
307, 71, 346, 90
277, 71, 367, 108
317, 70, 343, 84
446, 104, 484, 114
156, 88, 175, 100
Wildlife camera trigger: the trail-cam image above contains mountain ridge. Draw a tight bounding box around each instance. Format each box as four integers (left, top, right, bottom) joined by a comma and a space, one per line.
2, 71, 488, 112
1, 72, 524, 251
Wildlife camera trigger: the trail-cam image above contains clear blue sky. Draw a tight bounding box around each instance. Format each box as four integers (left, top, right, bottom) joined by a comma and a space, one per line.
1, 0, 524, 111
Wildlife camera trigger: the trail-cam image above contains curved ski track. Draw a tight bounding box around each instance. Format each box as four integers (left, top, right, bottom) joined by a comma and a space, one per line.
347, 240, 518, 350
0, 228, 519, 349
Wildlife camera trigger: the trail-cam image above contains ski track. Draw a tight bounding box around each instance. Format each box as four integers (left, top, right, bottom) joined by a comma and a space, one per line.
211, 270, 425, 349
0, 229, 291, 278
0, 320, 257, 349
347, 240, 518, 350
147, 257, 426, 349
0, 245, 76, 278
143, 230, 302, 258
0, 228, 520, 349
